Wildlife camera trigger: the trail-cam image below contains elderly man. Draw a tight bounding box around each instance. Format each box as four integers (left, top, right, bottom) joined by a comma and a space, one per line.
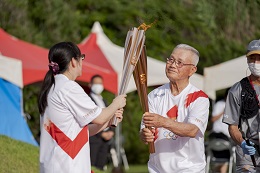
223, 39, 260, 172
140, 44, 209, 173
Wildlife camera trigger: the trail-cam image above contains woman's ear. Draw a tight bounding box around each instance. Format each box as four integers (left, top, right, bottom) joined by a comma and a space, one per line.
71, 58, 77, 68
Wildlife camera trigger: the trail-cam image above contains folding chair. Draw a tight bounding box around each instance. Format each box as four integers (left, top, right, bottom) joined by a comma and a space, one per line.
206, 138, 235, 173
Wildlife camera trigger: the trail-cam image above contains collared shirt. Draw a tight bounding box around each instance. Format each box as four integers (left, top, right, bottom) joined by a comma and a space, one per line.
40, 74, 102, 173
141, 83, 209, 173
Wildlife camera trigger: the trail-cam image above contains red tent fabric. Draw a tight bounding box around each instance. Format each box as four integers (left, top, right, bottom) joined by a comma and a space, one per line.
0, 28, 49, 86
78, 34, 118, 94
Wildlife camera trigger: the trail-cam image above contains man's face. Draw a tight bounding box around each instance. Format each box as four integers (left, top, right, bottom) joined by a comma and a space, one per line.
165, 48, 197, 82
90, 76, 104, 95
92, 77, 103, 85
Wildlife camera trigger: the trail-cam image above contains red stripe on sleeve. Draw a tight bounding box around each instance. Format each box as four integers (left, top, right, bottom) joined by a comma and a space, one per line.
185, 90, 208, 108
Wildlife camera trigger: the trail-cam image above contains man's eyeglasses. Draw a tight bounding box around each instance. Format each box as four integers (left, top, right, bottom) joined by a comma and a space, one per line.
166, 58, 194, 68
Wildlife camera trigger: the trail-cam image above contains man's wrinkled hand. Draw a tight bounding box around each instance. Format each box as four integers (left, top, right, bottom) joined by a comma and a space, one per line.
143, 112, 165, 128
140, 128, 155, 144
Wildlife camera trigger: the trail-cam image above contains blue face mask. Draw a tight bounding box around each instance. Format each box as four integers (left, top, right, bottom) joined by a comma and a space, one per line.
248, 63, 260, 77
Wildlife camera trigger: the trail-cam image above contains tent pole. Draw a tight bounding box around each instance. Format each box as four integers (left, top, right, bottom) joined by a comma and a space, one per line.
115, 123, 121, 166
113, 123, 125, 173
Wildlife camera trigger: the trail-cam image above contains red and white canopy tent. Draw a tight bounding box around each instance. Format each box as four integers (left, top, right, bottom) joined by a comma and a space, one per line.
78, 21, 204, 94
0, 54, 38, 146
0, 28, 49, 86
0, 28, 115, 87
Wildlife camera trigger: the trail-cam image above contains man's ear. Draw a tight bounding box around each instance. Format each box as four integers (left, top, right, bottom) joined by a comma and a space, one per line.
189, 66, 197, 77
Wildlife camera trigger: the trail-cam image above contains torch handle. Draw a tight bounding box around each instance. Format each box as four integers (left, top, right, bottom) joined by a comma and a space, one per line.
110, 92, 125, 127
110, 116, 118, 127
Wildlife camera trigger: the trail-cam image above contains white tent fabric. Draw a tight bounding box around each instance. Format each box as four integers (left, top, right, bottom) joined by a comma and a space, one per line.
87, 21, 204, 93
0, 54, 23, 88
204, 55, 248, 100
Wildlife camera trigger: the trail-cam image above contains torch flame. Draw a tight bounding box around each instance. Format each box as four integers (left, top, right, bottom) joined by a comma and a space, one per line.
138, 20, 157, 31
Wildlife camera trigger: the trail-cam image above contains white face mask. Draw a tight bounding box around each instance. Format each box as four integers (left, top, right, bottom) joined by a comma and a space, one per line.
91, 84, 104, 95
248, 63, 260, 77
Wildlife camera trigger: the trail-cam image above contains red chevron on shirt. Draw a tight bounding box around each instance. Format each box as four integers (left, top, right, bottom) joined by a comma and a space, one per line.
167, 105, 178, 119
45, 120, 89, 159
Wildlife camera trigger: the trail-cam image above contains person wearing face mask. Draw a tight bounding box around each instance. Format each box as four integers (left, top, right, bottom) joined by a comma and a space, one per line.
88, 75, 115, 171
223, 39, 260, 172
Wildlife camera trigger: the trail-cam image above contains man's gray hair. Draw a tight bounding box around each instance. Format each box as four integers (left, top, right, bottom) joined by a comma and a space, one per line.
173, 44, 200, 66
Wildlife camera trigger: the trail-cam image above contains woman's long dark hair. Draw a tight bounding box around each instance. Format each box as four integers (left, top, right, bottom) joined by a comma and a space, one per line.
38, 42, 81, 115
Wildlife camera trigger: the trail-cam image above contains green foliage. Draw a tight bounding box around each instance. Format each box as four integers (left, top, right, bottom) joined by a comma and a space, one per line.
26, 0, 84, 47
2, 0, 260, 165
122, 91, 150, 164
23, 84, 41, 144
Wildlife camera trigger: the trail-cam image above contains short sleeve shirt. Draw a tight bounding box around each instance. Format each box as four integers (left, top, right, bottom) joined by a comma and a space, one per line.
142, 83, 209, 173
223, 80, 260, 167
40, 74, 102, 173
223, 81, 260, 143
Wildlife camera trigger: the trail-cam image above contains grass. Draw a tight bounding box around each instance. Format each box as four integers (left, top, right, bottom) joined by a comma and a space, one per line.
125, 165, 148, 173
0, 135, 39, 173
93, 164, 148, 173
0, 135, 148, 173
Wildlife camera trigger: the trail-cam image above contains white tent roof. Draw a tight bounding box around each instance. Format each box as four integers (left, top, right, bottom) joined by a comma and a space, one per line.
0, 54, 23, 88
204, 55, 248, 100
88, 21, 204, 93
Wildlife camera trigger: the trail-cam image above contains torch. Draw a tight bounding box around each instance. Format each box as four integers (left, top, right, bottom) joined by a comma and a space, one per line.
111, 27, 146, 127
133, 45, 155, 153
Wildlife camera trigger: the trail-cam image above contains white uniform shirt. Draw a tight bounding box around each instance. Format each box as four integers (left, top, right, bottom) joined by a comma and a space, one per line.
142, 83, 209, 173
212, 100, 230, 137
40, 74, 102, 173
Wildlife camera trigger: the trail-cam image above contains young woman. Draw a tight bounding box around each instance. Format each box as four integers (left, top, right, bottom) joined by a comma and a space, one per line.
38, 42, 126, 173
